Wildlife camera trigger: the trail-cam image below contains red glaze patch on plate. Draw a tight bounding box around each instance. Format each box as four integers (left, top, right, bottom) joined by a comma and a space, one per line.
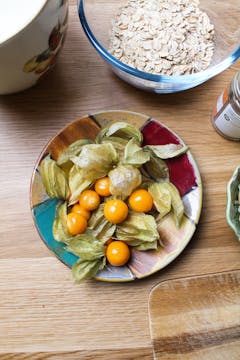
142, 119, 197, 196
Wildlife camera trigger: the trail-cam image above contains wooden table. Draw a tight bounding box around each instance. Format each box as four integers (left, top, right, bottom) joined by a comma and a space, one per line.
0, 1, 240, 359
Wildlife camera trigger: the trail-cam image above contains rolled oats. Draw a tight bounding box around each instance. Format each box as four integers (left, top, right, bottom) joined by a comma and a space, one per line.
109, 0, 215, 76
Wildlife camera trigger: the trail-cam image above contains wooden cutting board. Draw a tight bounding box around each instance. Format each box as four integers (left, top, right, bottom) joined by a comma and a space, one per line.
148, 270, 240, 360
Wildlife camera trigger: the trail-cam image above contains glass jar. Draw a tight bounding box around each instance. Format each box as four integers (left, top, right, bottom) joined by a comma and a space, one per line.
212, 72, 240, 141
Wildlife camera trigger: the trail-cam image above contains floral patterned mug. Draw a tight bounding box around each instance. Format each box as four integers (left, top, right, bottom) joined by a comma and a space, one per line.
0, 0, 68, 95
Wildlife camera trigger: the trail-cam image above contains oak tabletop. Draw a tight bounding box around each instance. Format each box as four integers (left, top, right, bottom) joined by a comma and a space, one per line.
0, 1, 240, 359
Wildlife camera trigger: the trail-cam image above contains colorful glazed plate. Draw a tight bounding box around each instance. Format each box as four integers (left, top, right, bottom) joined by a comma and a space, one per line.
30, 110, 202, 282
226, 165, 240, 241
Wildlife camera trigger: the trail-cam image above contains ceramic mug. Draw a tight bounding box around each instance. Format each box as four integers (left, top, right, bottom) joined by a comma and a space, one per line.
0, 0, 68, 95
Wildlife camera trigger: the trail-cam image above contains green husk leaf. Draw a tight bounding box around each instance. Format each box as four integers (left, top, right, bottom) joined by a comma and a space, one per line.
40, 155, 69, 199
88, 204, 116, 243
144, 152, 169, 182
135, 240, 158, 251
140, 178, 155, 190
72, 257, 106, 283
101, 136, 128, 159
166, 182, 184, 227
149, 182, 184, 226
72, 143, 118, 181
52, 201, 72, 243
126, 239, 158, 251
116, 212, 160, 248
139, 166, 156, 188
68, 233, 105, 260
144, 144, 188, 159
108, 164, 142, 196
60, 161, 74, 178
68, 165, 92, 205
96, 122, 142, 144
148, 183, 172, 221
57, 139, 94, 166
123, 138, 150, 167
102, 194, 128, 202
87, 204, 105, 229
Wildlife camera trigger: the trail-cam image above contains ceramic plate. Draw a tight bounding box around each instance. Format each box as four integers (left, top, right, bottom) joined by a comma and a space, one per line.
30, 110, 202, 282
226, 165, 240, 241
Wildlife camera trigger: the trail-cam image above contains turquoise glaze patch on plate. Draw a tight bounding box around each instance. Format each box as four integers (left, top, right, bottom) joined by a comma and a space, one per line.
30, 110, 202, 282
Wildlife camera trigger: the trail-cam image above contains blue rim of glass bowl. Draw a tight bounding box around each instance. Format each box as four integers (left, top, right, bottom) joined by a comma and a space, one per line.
78, 0, 240, 86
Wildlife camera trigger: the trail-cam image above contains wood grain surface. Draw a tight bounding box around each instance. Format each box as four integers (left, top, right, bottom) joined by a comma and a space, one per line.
0, 0, 240, 358
149, 270, 240, 360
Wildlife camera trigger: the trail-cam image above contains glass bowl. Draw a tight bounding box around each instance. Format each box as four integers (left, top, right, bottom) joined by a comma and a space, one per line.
78, 0, 240, 93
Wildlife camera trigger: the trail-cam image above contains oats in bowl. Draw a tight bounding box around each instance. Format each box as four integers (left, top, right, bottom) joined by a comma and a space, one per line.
109, 0, 215, 75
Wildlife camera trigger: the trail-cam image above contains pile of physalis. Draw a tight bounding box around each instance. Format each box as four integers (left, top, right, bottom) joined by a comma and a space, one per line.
40, 122, 187, 282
